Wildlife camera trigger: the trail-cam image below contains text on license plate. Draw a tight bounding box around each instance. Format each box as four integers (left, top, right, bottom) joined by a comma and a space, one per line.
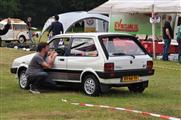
121, 76, 140, 82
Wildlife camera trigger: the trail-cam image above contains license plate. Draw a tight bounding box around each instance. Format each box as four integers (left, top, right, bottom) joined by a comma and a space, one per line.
121, 76, 140, 82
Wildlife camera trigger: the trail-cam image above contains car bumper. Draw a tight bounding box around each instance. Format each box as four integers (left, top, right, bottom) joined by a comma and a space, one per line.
96, 69, 154, 85
10, 68, 17, 74
99, 76, 149, 85
96, 69, 154, 79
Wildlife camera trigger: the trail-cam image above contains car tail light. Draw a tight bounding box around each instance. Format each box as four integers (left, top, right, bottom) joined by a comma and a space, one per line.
147, 61, 153, 70
104, 63, 114, 72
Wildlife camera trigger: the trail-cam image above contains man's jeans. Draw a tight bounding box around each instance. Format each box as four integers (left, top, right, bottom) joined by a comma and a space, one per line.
162, 39, 171, 60
28, 30, 33, 43
27, 72, 55, 89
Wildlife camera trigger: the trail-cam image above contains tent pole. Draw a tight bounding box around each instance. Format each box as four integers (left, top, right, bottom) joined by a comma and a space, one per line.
152, 4, 156, 59
109, 6, 113, 32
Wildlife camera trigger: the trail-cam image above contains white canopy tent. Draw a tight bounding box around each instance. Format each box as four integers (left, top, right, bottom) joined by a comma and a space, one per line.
90, 0, 181, 14
90, 0, 181, 58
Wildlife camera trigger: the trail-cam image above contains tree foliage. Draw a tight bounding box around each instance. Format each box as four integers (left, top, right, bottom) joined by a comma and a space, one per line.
0, 0, 20, 18
0, 0, 107, 27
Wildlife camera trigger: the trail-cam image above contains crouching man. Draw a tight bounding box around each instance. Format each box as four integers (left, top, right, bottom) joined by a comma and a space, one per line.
26, 42, 58, 94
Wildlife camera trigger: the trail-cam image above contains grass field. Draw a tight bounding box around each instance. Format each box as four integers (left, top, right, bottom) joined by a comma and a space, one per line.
0, 47, 181, 120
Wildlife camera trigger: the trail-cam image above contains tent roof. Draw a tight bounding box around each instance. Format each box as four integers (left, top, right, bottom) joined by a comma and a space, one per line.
90, 0, 181, 14
41, 11, 109, 34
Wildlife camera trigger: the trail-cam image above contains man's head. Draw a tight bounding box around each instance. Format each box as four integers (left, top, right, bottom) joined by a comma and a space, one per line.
37, 42, 49, 53
27, 17, 32, 22
167, 16, 172, 22
54, 15, 59, 21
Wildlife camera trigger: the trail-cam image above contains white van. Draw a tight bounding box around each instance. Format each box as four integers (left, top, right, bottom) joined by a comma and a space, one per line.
0, 18, 29, 43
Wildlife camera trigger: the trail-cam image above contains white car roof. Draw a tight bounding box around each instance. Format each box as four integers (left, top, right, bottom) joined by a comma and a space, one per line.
52, 32, 134, 39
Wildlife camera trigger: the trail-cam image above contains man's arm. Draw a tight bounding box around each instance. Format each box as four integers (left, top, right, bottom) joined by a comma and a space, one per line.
61, 23, 64, 34
41, 52, 58, 69
0, 18, 11, 35
41, 62, 53, 69
166, 28, 171, 39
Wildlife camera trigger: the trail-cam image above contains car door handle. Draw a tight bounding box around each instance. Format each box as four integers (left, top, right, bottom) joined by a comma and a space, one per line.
59, 58, 64, 61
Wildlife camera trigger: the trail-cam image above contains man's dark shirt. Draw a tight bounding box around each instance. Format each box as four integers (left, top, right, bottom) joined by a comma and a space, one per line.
163, 21, 173, 39
26, 53, 46, 76
0, 24, 10, 35
26, 21, 31, 31
49, 21, 64, 35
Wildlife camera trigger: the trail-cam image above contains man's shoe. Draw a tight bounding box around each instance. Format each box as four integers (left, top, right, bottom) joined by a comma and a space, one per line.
29, 89, 40, 94
29, 85, 40, 94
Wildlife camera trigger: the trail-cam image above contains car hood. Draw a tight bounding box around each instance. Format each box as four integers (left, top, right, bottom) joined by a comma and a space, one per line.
13, 53, 36, 65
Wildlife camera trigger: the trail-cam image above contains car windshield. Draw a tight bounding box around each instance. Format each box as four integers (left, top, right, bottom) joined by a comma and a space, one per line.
99, 36, 145, 57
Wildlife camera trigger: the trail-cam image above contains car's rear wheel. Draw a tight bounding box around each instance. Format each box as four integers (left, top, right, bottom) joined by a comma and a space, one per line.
82, 75, 100, 96
128, 81, 148, 93
18, 36, 26, 44
19, 69, 30, 89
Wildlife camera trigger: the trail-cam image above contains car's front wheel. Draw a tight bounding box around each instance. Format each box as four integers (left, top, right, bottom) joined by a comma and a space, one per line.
18, 69, 30, 89
82, 75, 100, 96
128, 81, 148, 93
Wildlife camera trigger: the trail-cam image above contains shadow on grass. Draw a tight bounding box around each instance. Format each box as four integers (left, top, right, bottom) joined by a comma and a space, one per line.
35, 80, 165, 99
38, 83, 158, 99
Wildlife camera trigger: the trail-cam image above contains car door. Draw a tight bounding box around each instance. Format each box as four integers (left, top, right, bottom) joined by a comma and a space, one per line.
13, 24, 21, 40
47, 37, 70, 82
67, 37, 100, 82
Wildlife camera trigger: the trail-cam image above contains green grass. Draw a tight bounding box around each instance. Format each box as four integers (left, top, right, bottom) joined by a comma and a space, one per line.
0, 48, 181, 120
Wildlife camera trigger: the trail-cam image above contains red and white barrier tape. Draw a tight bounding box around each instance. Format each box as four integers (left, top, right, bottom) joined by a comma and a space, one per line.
62, 99, 181, 120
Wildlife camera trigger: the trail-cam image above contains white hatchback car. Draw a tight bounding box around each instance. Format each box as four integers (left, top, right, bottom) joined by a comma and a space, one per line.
11, 33, 154, 96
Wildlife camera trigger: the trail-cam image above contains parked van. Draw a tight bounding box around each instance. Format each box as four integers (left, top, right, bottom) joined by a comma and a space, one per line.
0, 18, 29, 43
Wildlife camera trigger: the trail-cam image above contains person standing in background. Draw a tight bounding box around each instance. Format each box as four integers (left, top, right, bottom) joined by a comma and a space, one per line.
47, 15, 64, 48
0, 18, 11, 35
162, 16, 173, 61
0, 18, 11, 47
27, 17, 33, 43
176, 23, 181, 63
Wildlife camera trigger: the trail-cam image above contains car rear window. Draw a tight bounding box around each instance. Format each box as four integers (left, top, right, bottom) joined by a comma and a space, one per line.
99, 35, 145, 57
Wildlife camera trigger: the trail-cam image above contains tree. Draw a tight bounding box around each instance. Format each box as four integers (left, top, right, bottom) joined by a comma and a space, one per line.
1, 0, 107, 27
0, 0, 20, 18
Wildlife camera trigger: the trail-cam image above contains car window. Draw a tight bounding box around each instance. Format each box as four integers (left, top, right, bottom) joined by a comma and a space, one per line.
13, 24, 27, 30
70, 37, 98, 57
49, 37, 70, 56
99, 36, 145, 57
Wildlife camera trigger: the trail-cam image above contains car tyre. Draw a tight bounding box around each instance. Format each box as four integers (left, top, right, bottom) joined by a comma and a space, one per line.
82, 75, 100, 96
18, 69, 30, 89
18, 36, 26, 44
128, 82, 147, 93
